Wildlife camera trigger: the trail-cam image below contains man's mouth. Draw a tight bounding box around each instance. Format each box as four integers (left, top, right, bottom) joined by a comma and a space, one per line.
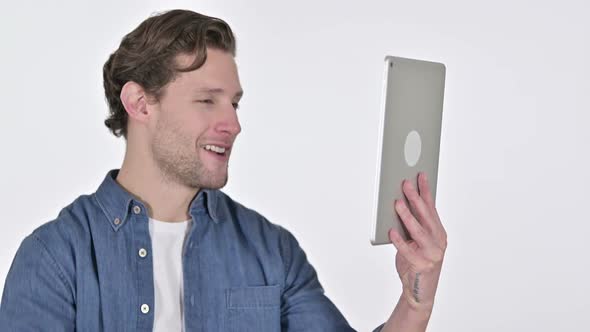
202, 144, 230, 160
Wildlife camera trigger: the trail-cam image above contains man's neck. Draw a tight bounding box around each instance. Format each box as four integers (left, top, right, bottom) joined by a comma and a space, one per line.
115, 157, 199, 223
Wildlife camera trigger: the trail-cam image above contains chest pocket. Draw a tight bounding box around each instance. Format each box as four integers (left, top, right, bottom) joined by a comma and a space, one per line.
226, 285, 281, 332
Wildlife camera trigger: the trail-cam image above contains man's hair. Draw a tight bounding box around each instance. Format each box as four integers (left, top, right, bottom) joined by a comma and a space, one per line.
103, 9, 236, 138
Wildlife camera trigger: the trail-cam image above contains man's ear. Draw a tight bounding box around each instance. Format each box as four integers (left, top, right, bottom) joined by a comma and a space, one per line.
120, 81, 150, 124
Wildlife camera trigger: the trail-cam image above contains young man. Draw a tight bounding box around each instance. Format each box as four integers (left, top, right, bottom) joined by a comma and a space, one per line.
0, 9, 447, 332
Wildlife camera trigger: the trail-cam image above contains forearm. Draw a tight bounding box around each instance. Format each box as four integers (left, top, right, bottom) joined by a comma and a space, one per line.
379, 173, 446, 332
380, 295, 432, 332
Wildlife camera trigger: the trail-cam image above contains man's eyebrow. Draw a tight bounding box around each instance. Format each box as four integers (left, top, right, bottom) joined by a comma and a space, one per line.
195, 88, 244, 99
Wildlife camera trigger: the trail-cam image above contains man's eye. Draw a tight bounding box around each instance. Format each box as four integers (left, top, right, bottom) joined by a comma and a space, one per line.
232, 103, 240, 110
198, 99, 214, 104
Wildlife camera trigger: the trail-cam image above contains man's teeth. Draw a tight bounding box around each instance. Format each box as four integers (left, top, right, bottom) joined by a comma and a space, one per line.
204, 145, 227, 154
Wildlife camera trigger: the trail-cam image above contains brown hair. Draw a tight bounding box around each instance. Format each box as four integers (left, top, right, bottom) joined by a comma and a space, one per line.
103, 9, 236, 138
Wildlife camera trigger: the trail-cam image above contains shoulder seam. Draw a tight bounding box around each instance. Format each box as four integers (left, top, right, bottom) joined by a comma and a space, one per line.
279, 226, 292, 281
32, 233, 75, 300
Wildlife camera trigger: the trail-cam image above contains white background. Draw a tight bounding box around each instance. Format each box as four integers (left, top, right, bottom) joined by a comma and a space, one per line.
1, 1, 589, 331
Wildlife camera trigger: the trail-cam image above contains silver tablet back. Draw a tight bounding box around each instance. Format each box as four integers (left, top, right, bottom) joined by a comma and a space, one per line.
370, 56, 446, 245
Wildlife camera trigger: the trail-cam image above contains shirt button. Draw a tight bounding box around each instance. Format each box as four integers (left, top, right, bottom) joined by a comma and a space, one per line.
138, 248, 148, 258
113, 218, 121, 225
140, 304, 150, 314
133, 205, 141, 214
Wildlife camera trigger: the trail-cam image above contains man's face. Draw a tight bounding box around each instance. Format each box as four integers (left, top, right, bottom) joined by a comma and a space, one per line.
147, 48, 243, 189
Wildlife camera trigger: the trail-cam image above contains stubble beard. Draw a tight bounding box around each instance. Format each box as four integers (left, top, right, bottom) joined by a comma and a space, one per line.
151, 123, 229, 190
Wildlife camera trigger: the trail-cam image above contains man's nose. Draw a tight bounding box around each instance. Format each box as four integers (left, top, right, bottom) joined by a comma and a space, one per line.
216, 105, 241, 136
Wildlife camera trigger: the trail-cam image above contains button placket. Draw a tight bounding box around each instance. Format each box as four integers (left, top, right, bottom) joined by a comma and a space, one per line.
131, 201, 153, 327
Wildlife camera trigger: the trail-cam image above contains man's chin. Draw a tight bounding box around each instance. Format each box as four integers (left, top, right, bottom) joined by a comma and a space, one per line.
201, 182, 227, 190
196, 174, 228, 190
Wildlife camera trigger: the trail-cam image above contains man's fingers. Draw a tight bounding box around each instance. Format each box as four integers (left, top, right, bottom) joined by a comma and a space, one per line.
417, 173, 448, 247
394, 199, 437, 254
417, 172, 435, 209
388, 229, 431, 268
418, 173, 443, 226
402, 179, 436, 234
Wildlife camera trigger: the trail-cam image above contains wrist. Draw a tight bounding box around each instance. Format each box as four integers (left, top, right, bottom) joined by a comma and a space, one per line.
381, 296, 432, 332
401, 289, 435, 315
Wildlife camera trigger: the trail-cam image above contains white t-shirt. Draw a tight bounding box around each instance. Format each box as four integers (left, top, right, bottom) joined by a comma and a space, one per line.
148, 217, 192, 332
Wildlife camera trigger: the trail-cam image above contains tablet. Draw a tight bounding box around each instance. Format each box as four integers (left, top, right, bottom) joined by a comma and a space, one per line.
370, 56, 446, 246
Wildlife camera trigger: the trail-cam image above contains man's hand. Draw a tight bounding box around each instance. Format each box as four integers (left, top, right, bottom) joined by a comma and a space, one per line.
381, 172, 447, 332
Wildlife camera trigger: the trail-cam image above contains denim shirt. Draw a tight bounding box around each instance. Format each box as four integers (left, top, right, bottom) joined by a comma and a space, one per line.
0, 170, 384, 332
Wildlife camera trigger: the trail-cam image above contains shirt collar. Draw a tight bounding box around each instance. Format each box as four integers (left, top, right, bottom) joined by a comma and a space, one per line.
94, 169, 222, 231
